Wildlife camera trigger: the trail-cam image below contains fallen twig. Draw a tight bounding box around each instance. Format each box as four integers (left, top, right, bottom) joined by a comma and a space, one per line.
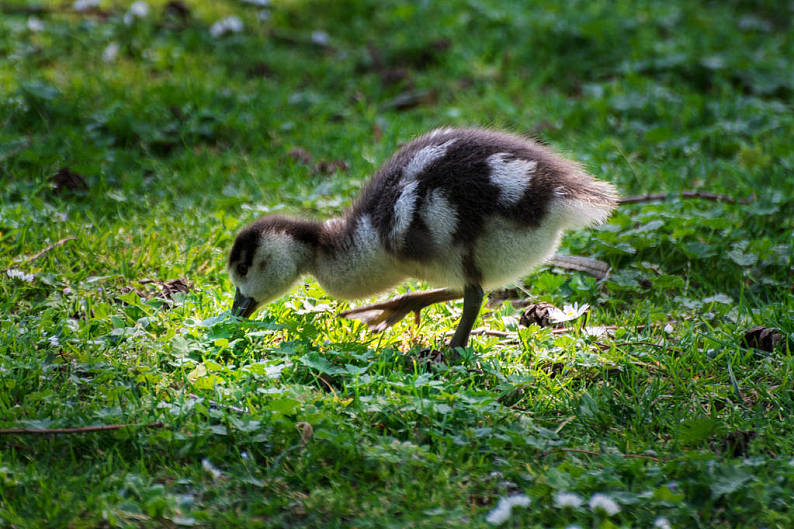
550, 322, 664, 335
445, 327, 513, 339
615, 340, 685, 355
619, 191, 754, 205
546, 255, 610, 281
445, 322, 671, 340
554, 447, 662, 463
0, 421, 163, 435
2, 236, 76, 273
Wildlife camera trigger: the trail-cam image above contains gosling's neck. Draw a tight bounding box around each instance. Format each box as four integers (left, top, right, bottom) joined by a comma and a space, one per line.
308, 213, 404, 300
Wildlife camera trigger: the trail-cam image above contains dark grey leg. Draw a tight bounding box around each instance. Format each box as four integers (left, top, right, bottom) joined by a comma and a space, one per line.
448, 284, 484, 350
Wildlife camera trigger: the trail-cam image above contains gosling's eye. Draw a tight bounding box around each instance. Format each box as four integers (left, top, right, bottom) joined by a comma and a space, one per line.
236, 263, 248, 277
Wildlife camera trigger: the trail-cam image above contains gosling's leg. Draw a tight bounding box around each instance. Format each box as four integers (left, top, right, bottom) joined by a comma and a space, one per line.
448, 284, 484, 350
340, 288, 461, 331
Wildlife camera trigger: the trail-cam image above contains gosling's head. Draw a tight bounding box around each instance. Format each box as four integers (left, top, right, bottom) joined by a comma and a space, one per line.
228, 216, 320, 318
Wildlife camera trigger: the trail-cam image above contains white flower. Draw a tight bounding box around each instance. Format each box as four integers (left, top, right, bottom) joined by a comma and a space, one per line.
6, 269, 34, 282
554, 491, 583, 509
129, 1, 149, 16
124, 1, 149, 25
72, 0, 99, 11
485, 494, 531, 525
654, 517, 672, 529
201, 458, 223, 480
103, 42, 120, 62
589, 493, 620, 516
664, 322, 674, 334
48, 335, 60, 347
27, 17, 45, 32
548, 303, 589, 324
210, 16, 243, 38
311, 30, 330, 46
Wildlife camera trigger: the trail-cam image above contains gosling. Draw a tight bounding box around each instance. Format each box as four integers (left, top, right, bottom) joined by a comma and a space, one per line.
228, 128, 618, 350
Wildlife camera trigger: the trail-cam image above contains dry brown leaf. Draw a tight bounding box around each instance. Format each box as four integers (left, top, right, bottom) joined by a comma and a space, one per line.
519, 302, 560, 328
51, 167, 89, 193
296, 421, 313, 444
743, 326, 787, 352
288, 147, 314, 164
313, 159, 349, 175
382, 89, 438, 111
118, 278, 193, 307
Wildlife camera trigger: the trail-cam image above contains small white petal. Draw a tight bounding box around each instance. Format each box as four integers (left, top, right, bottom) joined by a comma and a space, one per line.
6, 269, 34, 282
72, 0, 99, 11
209, 21, 224, 37
654, 517, 672, 529
225, 16, 243, 32
129, 1, 149, 17
201, 458, 223, 480
548, 303, 589, 324
27, 17, 45, 32
664, 323, 674, 334
210, 16, 243, 37
554, 491, 583, 509
589, 493, 620, 516
485, 495, 531, 525
311, 30, 330, 46
103, 42, 120, 62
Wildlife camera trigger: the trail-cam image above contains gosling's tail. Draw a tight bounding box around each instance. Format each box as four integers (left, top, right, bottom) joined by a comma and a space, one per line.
553, 172, 620, 228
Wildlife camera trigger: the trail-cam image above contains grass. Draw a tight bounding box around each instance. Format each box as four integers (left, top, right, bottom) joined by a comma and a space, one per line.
1, 0, 793, 527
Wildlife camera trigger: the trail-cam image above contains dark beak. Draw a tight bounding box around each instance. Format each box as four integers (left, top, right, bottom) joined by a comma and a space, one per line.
232, 288, 259, 318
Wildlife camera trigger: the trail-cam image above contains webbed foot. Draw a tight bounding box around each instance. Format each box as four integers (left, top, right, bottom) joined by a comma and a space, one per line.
340, 288, 461, 332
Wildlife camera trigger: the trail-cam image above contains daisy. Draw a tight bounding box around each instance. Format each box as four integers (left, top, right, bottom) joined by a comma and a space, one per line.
589, 493, 620, 516
486, 494, 531, 525
548, 303, 589, 324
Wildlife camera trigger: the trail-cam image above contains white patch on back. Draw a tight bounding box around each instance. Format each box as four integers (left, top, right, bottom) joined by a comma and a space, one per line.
421, 188, 457, 249
390, 139, 457, 246
352, 214, 378, 249
389, 179, 419, 244
403, 139, 457, 181
487, 153, 536, 206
